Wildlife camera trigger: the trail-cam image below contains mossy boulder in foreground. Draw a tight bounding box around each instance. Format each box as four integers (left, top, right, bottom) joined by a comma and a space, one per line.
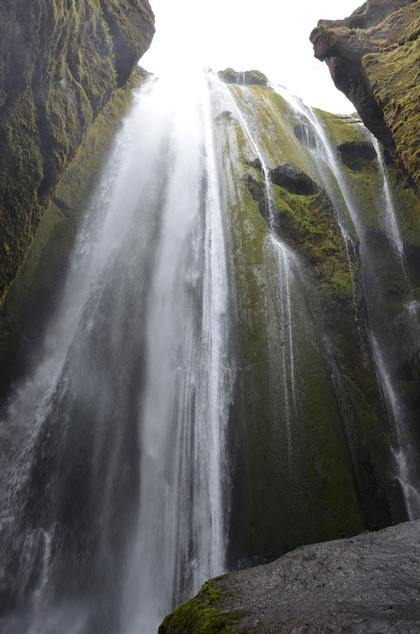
161, 520, 420, 633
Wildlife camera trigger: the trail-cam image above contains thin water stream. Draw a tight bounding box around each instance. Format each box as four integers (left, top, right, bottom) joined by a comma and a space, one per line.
275, 85, 420, 518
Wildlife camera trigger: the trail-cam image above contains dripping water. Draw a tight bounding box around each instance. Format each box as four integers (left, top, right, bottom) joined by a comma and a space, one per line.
221, 80, 298, 469
275, 85, 420, 517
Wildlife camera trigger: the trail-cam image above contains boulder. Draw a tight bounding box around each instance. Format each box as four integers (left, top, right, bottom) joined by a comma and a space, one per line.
160, 520, 420, 633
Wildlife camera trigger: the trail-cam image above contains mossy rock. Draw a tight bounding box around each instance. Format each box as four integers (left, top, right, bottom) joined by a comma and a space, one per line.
0, 0, 155, 306
0, 68, 147, 395
159, 580, 250, 634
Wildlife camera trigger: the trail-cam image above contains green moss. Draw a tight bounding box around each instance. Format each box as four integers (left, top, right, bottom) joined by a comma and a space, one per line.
363, 13, 420, 188
316, 110, 366, 146
0, 69, 144, 391
0, 0, 154, 305
159, 581, 250, 634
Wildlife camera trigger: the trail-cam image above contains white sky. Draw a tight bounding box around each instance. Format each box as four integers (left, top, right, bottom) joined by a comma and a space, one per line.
142, 0, 358, 114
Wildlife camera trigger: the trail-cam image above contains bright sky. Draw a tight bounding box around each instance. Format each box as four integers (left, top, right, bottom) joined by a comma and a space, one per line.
142, 0, 359, 114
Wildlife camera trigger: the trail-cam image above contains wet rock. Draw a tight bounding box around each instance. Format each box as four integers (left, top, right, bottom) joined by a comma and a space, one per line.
269, 164, 319, 195
247, 157, 263, 171
215, 110, 234, 124
217, 68, 268, 86
0, 0, 155, 304
161, 520, 420, 633
294, 121, 317, 149
310, 0, 420, 187
338, 140, 377, 170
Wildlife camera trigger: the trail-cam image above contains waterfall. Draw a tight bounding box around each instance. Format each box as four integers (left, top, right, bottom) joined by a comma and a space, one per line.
1, 66, 420, 634
370, 135, 408, 276
0, 71, 231, 634
275, 85, 420, 519
221, 80, 299, 471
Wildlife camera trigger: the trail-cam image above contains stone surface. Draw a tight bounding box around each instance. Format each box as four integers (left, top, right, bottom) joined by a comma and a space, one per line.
218, 68, 269, 86
0, 0, 154, 304
337, 140, 377, 170
269, 164, 320, 195
310, 0, 420, 187
161, 521, 420, 633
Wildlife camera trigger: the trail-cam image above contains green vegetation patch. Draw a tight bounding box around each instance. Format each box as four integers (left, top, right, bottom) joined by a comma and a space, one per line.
159, 580, 250, 634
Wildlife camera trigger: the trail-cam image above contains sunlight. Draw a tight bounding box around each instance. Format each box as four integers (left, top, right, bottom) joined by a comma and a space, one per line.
142, 0, 359, 113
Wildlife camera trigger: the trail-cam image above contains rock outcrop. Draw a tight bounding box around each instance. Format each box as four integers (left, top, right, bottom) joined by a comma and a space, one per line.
160, 520, 420, 633
337, 140, 377, 170
0, 0, 155, 304
269, 164, 320, 195
310, 0, 420, 188
218, 68, 269, 86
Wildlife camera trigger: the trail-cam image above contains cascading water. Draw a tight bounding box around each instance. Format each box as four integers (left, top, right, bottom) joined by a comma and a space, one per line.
0, 71, 231, 634
222, 82, 299, 471
370, 135, 408, 276
1, 64, 420, 634
275, 85, 420, 519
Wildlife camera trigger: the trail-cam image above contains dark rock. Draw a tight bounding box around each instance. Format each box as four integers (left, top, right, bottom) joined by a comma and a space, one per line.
338, 140, 377, 170
0, 0, 155, 304
294, 121, 317, 149
247, 157, 263, 171
215, 110, 234, 124
310, 0, 420, 187
269, 164, 319, 195
161, 520, 420, 633
217, 68, 268, 87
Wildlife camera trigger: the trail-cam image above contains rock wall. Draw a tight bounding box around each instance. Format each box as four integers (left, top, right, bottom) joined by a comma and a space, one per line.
160, 58, 420, 629
310, 0, 420, 188
0, 68, 149, 396
0, 0, 154, 304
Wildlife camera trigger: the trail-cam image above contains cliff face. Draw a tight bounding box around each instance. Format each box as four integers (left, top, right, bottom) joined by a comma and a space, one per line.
310, 0, 420, 188
0, 0, 154, 304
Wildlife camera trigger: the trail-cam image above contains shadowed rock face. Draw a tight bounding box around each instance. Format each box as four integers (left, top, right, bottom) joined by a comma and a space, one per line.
269, 164, 320, 195
310, 0, 420, 188
160, 521, 420, 633
338, 140, 377, 170
0, 0, 155, 304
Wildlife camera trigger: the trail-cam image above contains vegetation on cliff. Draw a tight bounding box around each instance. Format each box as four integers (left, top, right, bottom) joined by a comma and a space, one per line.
310, 0, 420, 188
0, 0, 154, 305
0, 69, 149, 394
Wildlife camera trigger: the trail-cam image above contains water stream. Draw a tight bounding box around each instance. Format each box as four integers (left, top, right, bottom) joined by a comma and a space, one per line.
275, 85, 420, 518
1, 70, 419, 634
0, 71, 231, 634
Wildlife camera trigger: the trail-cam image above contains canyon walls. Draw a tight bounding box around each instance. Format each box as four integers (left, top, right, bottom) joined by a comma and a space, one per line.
0, 0, 155, 306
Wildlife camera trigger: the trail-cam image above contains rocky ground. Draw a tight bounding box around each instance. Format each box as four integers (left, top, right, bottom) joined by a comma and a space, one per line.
160, 521, 420, 633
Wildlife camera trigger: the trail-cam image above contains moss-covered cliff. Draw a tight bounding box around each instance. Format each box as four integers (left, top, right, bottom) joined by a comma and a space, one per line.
213, 79, 415, 568
160, 65, 420, 628
0, 68, 149, 394
0, 0, 154, 305
310, 0, 420, 188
